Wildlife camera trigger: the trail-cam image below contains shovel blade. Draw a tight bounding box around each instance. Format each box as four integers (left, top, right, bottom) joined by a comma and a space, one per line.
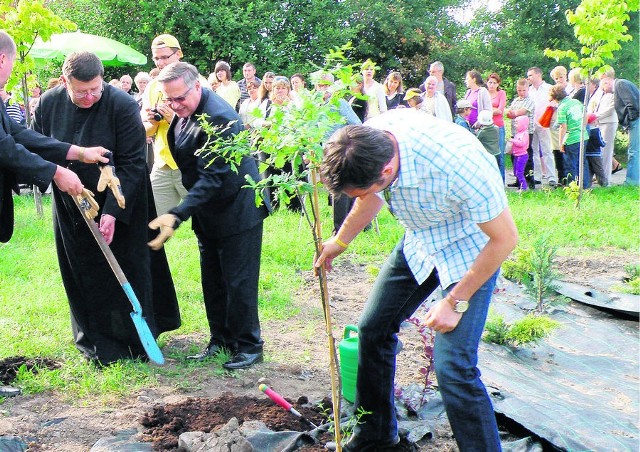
130, 312, 165, 365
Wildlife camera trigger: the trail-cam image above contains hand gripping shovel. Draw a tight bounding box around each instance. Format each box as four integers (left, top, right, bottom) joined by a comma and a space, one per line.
72, 192, 165, 365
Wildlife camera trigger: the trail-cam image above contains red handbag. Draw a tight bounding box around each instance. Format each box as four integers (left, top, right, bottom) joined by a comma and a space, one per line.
538, 105, 555, 128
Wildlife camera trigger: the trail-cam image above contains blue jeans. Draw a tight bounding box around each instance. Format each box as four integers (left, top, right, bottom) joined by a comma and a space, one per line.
496, 126, 506, 183
353, 238, 501, 450
626, 118, 639, 185
563, 141, 584, 185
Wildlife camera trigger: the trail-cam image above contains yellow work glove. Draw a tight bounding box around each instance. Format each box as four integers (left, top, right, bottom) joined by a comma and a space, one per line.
97, 165, 126, 209
75, 188, 99, 221
148, 214, 181, 250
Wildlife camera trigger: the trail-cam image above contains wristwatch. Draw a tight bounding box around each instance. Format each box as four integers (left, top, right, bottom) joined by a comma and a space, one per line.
448, 297, 469, 313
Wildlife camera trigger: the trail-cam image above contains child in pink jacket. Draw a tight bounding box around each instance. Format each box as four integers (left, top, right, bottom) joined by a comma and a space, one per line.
508, 116, 530, 190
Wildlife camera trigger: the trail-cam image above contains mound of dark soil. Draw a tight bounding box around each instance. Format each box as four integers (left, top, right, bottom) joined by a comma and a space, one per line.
0, 356, 60, 385
140, 393, 331, 450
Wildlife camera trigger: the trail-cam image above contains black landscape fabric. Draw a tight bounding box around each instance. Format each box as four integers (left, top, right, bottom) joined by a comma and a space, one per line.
480, 282, 639, 451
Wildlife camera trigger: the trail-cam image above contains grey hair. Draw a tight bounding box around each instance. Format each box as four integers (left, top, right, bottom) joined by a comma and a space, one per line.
134, 71, 151, 83
157, 62, 199, 87
0, 31, 17, 59
430, 61, 444, 72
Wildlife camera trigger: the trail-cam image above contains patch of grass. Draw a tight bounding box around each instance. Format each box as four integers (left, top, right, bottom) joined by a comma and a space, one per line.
505, 185, 639, 251
1, 184, 638, 400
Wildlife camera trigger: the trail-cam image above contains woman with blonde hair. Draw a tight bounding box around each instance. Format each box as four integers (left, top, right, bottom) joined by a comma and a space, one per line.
214, 60, 241, 109
567, 68, 586, 102
257, 71, 275, 103
383, 71, 407, 110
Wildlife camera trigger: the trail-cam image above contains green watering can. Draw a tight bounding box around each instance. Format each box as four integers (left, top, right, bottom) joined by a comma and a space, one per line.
339, 325, 359, 403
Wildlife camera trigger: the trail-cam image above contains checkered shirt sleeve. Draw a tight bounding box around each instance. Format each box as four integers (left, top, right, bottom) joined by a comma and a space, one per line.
366, 109, 508, 287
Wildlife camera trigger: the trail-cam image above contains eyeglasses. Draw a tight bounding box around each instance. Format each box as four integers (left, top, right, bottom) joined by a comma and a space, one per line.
162, 86, 193, 104
70, 85, 104, 99
152, 49, 178, 63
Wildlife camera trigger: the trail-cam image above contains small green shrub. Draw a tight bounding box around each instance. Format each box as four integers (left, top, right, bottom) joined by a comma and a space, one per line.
505, 314, 561, 346
483, 313, 510, 345
522, 236, 561, 313
483, 311, 560, 347
612, 263, 640, 295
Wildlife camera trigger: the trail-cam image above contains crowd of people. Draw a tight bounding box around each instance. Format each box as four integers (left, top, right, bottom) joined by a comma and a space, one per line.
119, 57, 638, 190
9, 46, 639, 191
2, 26, 638, 449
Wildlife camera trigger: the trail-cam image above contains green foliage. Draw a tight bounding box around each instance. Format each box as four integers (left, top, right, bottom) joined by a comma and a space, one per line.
612, 263, 640, 295
522, 236, 561, 313
544, 0, 637, 77
484, 311, 560, 347
506, 314, 561, 346
318, 402, 372, 439
200, 43, 359, 215
562, 179, 591, 203
501, 247, 535, 283
483, 312, 510, 345
501, 235, 566, 313
0, 0, 76, 101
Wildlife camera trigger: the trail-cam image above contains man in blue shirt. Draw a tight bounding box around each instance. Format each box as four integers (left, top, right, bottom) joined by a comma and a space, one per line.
316, 109, 518, 451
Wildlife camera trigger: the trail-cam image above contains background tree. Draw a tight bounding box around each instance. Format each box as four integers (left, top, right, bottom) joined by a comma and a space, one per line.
37, 0, 636, 100
1, 0, 75, 97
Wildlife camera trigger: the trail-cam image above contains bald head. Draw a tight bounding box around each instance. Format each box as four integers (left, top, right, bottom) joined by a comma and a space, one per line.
0, 31, 16, 58
0, 31, 17, 88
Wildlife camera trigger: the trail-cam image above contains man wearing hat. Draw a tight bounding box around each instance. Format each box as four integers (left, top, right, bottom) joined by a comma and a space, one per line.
141, 34, 189, 216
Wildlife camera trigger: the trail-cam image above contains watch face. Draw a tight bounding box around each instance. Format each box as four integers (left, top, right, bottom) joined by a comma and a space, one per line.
454, 300, 469, 313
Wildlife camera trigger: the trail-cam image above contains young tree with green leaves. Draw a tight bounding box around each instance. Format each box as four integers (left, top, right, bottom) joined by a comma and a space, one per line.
201, 45, 362, 450
545, 0, 638, 205
0, 0, 75, 102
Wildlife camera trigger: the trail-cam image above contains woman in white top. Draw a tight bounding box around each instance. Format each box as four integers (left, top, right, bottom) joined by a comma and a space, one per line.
214, 60, 241, 109
588, 78, 619, 177
422, 76, 453, 121
361, 60, 387, 120
238, 80, 262, 129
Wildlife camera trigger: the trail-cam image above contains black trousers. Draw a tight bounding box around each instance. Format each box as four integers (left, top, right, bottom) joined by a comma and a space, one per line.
197, 222, 264, 354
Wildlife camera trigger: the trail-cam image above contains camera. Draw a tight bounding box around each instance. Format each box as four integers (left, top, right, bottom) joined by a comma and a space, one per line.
151, 108, 163, 122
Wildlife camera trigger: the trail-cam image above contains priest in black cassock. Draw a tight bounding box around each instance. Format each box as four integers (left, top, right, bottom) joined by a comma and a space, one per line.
32, 51, 180, 365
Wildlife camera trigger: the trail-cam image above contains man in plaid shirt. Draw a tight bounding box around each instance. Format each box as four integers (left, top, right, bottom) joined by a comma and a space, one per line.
316, 108, 518, 451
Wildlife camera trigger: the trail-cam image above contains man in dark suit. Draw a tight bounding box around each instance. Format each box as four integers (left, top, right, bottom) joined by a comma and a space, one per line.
149, 61, 270, 370
0, 30, 108, 244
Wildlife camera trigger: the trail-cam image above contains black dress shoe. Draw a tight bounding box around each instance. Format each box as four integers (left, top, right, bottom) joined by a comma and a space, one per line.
507, 182, 520, 188
186, 343, 224, 361
222, 352, 263, 370
342, 434, 400, 452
